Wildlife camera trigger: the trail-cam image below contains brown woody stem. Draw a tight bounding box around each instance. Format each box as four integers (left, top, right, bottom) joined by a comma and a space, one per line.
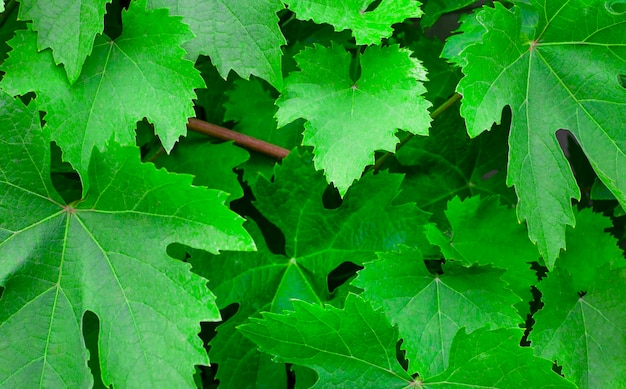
187, 118, 290, 160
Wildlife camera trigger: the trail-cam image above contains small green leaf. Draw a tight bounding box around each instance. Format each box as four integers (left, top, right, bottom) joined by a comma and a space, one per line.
425, 196, 540, 307
16, 0, 111, 83
153, 136, 249, 204
531, 264, 626, 386
239, 294, 415, 388
277, 44, 431, 195
284, 0, 422, 45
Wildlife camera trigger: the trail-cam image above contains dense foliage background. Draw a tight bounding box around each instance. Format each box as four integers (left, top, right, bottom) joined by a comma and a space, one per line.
0, 0, 625, 388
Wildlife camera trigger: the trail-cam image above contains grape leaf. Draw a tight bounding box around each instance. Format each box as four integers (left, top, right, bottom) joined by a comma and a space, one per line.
421, 0, 476, 28
187, 149, 429, 388
147, 0, 286, 89
223, 78, 303, 183
530, 224, 626, 389
424, 196, 540, 307
0, 0, 203, 192
424, 328, 575, 388
153, 135, 249, 204
283, 0, 422, 45
354, 247, 522, 378
16, 0, 111, 83
239, 294, 415, 388
276, 44, 431, 195
445, 0, 626, 267
394, 105, 515, 214
0, 91, 254, 387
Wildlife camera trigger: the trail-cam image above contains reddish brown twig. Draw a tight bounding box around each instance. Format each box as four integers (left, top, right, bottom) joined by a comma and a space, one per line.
187, 118, 290, 160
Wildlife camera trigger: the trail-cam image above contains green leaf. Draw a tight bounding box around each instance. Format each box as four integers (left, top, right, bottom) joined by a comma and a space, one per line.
16, 0, 111, 83
424, 328, 575, 388
284, 0, 422, 45
239, 294, 415, 388
0, 1, 203, 192
530, 219, 626, 389
223, 78, 303, 183
394, 105, 515, 213
153, 135, 249, 204
424, 196, 540, 307
354, 247, 522, 378
446, 1, 626, 267
421, 0, 476, 28
188, 149, 429, 388
147, 0, 286, 89
277, 44, 431, 195
0, 91, 254, 388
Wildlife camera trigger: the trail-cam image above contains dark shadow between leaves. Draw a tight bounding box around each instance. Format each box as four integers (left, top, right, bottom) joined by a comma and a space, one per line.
82, 310, 108, 388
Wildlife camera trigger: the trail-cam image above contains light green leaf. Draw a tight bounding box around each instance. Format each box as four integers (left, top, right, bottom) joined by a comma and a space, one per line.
354, 247, 522, 378
0, 1, 203, 192
0, 91, 254, 388
277, 44, 431, 195
16, 0, 111, 83
147, 0, 286, 89
445, 0, 626, 267
239, 294, 415, 388
284, 0, 422, 45
424, 328, 575, 388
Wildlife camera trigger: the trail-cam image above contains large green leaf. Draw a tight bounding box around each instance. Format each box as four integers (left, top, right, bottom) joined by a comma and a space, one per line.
147, 0, 286, 89
239, 294, 415, 388
354, 247, 522, 378
424, 328, 575, 388
187, 149, 429, 388
16, 0, 111, 83
0, 91, 254, 388
277, 44, 431, 195
284, 0, 422, 45
0, 0, 203, 192
445, 0, 626, 267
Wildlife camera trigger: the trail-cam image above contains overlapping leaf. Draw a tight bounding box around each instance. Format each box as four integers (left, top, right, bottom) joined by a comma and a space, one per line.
239, 294, 415, 388
445, 0, 626, 266
284, 0, 422, 45
187, 149, 428, 388
277, 44, 431, 194
223, 78, 303, 183
424, 196, 539, 307
421, 0, 475, 28
424, 328, 575, 388
0, 0, 203, 191
16, 0, 111, 83
354, 247, 522, 378
394, 106, 514, 213
147, 0, 286, 89
0, 91, 254, 387
530, 212, 626, 388
153, 135, 249, 204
